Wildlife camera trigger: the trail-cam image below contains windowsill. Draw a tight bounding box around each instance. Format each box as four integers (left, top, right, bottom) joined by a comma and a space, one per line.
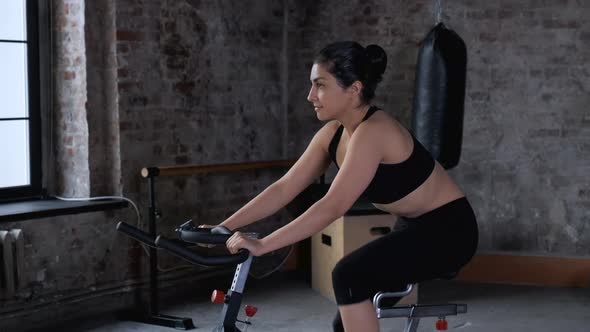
0, 197, 128, 222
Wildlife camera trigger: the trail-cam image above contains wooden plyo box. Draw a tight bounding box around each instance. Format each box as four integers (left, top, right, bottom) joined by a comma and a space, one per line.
311, 214, 418, 305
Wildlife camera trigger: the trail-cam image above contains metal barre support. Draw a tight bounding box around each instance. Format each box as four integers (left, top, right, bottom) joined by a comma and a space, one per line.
121, 159, 295, 330
140, 159, 296, 178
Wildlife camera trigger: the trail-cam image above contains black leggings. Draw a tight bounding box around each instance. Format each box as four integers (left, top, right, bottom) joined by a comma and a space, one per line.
331, 197, 478, 330
332, 197, 478, 332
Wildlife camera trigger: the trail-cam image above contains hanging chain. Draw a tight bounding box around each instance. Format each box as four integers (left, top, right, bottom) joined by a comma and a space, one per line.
434, 0, 443, 24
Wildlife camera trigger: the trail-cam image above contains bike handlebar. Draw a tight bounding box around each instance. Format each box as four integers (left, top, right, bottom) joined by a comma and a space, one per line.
175, 220, 233, 244
116, 221, 250, 266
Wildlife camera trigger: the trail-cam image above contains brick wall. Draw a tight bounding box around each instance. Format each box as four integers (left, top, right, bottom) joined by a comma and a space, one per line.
446, 0, 588, 254
114, 0, 290, 271
2, 0, 589, 329
86, 0, 121, 196
52, 0, 90, 197
287, 0, 590, 255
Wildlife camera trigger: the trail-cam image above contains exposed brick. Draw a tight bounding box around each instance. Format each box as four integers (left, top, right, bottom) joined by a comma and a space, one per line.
117, 68, 129, 78
529, 69, 543, 78
175, 155, 189, 164
366, 16, 379, 26
544, 67, 568, 79
498, 9, 517, 19
543, 19, 580, 29
116, 30, 144, 41
547, 56, 568, 65
541, 93, 554, 102
469, 91, 491, 102
466, 9, 496, 20
63, 71, 76, 80
174, 81, 195, 96
117, 82, 141, 91
118, 44, 130, 53
12, 2, 590, 331
408, 2, 424, 14
128, 96, 148, 107
53, 0, 90, 199
480, 32, 498, 42
348, 16, 363, 26
119, 121, 132, 131
528, 128, 561, 138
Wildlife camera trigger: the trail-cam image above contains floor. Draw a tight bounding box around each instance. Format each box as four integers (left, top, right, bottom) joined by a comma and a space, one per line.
25, 273, 590, 332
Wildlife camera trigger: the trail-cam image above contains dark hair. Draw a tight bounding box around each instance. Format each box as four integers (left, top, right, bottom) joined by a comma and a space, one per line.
314, 41, 387, 104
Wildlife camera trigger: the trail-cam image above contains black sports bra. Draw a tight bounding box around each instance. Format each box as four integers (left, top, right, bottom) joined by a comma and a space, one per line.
328, 106, 435, 204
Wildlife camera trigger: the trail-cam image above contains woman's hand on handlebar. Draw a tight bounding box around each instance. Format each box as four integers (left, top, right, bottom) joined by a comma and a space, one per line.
226, 232, 265, 257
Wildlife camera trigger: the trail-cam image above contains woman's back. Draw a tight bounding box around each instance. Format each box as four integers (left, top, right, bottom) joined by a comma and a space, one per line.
325, 108, 465, 218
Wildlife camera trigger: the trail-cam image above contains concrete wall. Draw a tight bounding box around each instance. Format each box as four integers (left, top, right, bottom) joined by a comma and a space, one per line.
1, 0, 589, 329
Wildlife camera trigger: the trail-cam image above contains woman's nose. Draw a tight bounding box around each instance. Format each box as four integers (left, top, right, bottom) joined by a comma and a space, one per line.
307, 87, 315, 102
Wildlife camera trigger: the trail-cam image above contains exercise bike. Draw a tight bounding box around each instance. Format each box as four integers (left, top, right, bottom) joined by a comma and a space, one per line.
118, 219, 468, 331
117, 220, 259, 332
373, 273, 468, 331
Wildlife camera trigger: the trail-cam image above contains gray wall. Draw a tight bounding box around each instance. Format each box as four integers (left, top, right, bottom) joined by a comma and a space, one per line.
1, 0, 589, 329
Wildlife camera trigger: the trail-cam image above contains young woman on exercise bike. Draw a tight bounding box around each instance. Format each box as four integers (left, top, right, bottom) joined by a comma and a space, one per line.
215, 41, 478, 332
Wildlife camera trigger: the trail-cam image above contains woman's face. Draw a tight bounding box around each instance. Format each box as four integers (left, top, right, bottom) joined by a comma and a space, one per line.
307, 63, 356, 121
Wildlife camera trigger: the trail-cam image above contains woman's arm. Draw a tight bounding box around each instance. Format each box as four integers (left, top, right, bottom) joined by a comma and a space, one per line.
219, 122, 337, 231
227, 122, 384, 255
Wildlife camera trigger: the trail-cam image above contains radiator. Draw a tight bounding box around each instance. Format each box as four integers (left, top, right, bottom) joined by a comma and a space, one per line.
0, 229, 24, 298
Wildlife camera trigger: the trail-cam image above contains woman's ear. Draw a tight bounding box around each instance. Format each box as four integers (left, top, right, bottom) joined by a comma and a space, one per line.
349, 80, 363, 98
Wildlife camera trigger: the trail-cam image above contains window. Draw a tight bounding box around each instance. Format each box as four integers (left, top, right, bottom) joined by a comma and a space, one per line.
0, 0, 43, 201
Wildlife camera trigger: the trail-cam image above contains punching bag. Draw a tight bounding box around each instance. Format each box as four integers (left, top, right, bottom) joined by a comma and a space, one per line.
411, 22, 467, 169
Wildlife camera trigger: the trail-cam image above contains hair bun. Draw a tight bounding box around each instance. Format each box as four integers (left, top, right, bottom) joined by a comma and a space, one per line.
365, 44, 387, 78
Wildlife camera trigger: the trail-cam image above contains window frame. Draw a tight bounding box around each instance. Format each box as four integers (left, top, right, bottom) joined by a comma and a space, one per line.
0, 0, 44, 202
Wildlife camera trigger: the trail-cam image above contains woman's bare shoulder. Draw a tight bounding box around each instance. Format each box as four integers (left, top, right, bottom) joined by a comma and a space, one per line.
360, 109, 405, 136
304, 120, 341, 153
316, 120, 341, 140
357, 109, 413, 154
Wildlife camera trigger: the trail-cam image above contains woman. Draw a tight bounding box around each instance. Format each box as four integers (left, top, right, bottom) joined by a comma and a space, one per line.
217, 41, 478, 332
